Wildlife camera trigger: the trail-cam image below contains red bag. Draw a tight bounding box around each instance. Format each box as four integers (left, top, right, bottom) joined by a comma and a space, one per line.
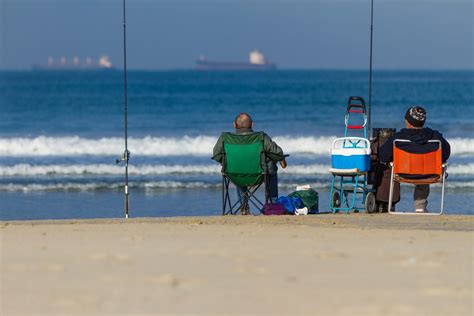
263, 203, 286, 215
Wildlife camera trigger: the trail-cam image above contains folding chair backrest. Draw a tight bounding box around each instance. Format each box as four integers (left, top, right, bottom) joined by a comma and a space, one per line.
393, 140, 442, 177
222, 132, 264, 187
389, 139, 446, 215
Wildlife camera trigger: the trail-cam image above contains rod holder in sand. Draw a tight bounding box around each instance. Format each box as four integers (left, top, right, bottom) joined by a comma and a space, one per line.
116, 150, 130, 218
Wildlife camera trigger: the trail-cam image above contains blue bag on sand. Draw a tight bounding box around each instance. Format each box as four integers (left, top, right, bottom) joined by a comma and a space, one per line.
276, 196, 294, 212
277, 196, 303, 214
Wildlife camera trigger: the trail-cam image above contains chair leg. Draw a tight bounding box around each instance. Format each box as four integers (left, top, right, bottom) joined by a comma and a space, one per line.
233, 184, 263, 215
440, 169, 446, 215
231, 186, 247, 214
248, 196, 263, 212
388, 166, 395, 214
264, 173, 270, 205
223, 176, 236, 215
222, 175, 267, 216
246, 183, 265, 215
222, 176, 225, 215
223, 176, 231, 215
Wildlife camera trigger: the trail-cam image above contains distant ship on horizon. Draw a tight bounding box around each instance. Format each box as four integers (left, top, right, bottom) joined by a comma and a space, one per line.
196, 50, 277, 71
32, 55, 115, 71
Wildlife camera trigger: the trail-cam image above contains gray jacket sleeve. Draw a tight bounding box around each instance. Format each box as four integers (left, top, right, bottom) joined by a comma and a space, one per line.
263, 133, 285, 162
212, 134, 224, 163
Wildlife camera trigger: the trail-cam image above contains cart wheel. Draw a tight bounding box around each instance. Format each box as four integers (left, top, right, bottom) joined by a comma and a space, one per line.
364, 192, 377, 213
331, 191, 341, 209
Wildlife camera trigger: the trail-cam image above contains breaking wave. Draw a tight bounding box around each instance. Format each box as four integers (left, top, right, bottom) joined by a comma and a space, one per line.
0, 164, 221, 176
1, 163, 474, 177
1, 135, 471, 157
0, 181, 219, 192
0, 181, 472, 192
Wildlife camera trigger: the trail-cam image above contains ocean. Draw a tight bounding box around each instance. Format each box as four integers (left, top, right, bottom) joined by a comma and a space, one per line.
0, 70, 473, 220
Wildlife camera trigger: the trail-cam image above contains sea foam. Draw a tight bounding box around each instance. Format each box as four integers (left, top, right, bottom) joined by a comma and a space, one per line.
0, 135, 472, 156
0, 180, 472, 192
1, 163, 474, 176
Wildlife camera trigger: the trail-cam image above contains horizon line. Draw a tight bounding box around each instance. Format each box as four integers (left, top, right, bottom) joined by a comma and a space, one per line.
1, 67, 473, 72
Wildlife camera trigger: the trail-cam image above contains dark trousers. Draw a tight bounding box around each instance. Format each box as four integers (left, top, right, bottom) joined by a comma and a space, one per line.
237, 172, 278, 204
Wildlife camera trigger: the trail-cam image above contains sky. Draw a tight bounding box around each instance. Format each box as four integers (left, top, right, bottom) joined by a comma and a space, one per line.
0, 0, 472, 70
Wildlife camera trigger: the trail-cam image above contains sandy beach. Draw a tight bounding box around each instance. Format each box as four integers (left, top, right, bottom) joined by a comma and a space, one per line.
1, 214, 472, 316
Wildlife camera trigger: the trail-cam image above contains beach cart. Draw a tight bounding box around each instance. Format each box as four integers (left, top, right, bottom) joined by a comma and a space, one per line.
329, 97, 377, 213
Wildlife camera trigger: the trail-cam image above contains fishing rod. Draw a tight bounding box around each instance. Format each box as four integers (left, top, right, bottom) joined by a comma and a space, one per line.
368, 0, 374, 138
116, 0, 130, 218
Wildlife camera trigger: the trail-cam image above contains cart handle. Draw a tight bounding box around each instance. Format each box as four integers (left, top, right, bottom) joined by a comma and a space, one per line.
346, 96, 367, 114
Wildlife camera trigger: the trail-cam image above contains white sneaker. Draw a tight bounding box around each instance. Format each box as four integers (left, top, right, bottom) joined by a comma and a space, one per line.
415, 208, 426, 213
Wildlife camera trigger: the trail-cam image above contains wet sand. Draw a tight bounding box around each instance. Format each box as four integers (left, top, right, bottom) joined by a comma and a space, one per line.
1, 214, 473, 315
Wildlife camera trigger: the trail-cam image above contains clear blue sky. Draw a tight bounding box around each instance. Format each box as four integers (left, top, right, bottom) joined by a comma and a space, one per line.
1, 0, 472, 70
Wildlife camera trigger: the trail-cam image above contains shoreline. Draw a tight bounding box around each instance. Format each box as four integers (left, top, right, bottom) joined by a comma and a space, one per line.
2, 213, 473, 232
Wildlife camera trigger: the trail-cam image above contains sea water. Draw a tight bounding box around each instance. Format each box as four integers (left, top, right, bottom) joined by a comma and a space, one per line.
0, 70, 473, 220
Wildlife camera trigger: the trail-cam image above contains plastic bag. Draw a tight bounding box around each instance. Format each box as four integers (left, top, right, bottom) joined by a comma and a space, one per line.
276, 196, 304, 214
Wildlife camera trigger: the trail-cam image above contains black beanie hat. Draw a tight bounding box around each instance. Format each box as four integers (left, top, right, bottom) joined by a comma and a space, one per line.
405, 106, 426, 127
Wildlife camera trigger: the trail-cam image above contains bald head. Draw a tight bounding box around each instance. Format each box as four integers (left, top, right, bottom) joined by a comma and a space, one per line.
233, 113, 253, 130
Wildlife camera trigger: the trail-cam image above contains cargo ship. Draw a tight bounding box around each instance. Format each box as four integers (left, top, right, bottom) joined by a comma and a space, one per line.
32, 55, 114, 71
196, 50, 277, 71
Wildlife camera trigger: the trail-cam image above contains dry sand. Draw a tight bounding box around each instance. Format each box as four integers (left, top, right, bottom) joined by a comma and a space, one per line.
1, 214, 473, 316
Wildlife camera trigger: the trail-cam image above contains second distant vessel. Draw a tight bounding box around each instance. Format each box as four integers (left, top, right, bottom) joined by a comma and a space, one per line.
196, 50, 277, 71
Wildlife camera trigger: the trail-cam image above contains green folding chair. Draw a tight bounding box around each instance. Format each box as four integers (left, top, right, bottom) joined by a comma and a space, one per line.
213, 132, 270, 215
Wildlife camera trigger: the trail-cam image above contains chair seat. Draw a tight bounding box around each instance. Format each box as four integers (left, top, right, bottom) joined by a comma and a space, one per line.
225, 172, 263, 187
394, 174, 441, 184
329, 168, 367, 175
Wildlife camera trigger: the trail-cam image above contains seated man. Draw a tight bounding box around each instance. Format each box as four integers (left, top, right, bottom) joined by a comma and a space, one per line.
212, 113, 287, 209
379, 106, 450, 212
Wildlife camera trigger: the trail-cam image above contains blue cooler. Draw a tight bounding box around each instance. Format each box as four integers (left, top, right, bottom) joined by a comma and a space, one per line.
331, 137, 371, 172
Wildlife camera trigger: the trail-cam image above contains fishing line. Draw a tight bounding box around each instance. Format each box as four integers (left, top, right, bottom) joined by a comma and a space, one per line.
368, 0, 374, 138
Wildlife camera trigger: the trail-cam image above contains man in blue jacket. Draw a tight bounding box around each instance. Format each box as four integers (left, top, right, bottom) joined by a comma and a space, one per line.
379, 106, 450, 212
